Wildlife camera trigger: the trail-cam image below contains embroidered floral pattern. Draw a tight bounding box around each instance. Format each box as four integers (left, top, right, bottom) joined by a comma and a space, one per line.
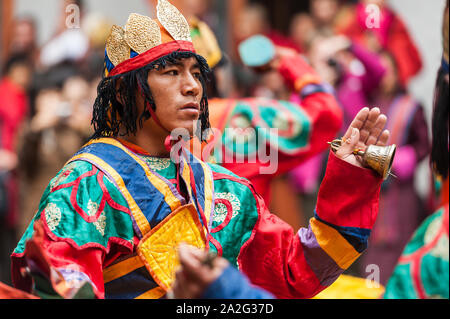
50, 162, 76, 190
87, 200, 107, 236
45, 203, 62, 231
425, 215, 449, 260
273, 112, 302, 136
142, 156, 171, 171
213, 192, 241, 223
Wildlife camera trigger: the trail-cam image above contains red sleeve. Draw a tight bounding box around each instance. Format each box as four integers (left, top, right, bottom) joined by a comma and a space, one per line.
11, 221, 107, 299
274, 54, 343, 175
238, 152, 383, 299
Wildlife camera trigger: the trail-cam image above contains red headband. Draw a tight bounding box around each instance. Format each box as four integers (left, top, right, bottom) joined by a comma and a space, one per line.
109, 40, 196, 77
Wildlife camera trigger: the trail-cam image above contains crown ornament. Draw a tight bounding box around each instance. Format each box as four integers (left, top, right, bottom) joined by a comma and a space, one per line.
104, 0, 194, 77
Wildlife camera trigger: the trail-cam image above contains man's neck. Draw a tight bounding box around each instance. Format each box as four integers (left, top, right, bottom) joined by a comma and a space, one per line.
121, 120, 171, 157
124, 133, 169, 157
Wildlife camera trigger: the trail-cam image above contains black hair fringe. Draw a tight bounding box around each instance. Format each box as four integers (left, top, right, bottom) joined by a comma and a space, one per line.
91, 51, 211, 142
430, 67, 449, 179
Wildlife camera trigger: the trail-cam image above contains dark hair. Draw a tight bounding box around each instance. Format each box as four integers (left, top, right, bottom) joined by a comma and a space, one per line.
430, 67, 449, 179
2, 53, 32, 76
91, 51, 211, 141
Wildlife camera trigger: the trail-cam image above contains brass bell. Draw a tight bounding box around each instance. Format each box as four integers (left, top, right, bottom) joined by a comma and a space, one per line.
329, 139, 397, 180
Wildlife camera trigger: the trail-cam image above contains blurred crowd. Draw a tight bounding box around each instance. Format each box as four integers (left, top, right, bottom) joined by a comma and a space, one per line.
0, 0, 444, 289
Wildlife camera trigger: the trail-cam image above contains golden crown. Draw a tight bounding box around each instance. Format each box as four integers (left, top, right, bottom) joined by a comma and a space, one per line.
105, 0, 194, 76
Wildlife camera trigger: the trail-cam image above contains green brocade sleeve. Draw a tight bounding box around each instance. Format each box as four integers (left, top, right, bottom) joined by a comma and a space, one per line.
11, 160, 136, 298
15, 160, 135, 254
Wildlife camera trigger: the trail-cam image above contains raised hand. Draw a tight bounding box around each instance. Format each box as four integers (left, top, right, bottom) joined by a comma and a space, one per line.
335, 107, 390, 169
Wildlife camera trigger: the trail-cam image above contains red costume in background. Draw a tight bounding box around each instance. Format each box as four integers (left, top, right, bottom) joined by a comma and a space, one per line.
336, 3, 423, 86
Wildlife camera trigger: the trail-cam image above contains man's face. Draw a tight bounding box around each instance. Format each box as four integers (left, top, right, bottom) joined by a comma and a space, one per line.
145, 57, 203, 136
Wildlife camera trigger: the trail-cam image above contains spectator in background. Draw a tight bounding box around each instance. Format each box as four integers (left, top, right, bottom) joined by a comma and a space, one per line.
306, 33, 387, 130
309, 0, 341, 33
18, 75, 93, 236
234, 3, 301, 53
0, 54, 32, 285
359, 50, 431, 285
8, 16, 40, 67
289, 13, 316, 54
335, 0, 423, 87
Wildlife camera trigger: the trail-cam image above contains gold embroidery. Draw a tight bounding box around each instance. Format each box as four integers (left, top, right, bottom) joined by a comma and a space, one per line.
124, 13, 162, 54
424, 215, 449, 260
45, 203, 62, 231
157, 0, 192, 42
142, 156, 171, 171
213, 192, 240, 223
106, 25, 131, 67
50, 162, 76, 190
87, 200, 107, 236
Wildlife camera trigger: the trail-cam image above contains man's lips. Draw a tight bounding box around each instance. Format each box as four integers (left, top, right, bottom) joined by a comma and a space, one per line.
180, 102, 200, 111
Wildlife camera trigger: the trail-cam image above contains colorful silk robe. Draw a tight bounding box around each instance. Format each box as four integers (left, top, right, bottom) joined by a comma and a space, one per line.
11, 136, 382, 299
384, 205, 449, 299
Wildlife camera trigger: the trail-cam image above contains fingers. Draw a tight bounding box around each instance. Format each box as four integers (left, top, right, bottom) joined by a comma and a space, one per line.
172, 266, 203, 299
336, 127, 360, 157
358, 107, 380, 144
345, 107, 370, 138
178, 243, 205, 282
365, 113, 387, 146
376, 129, 390, 146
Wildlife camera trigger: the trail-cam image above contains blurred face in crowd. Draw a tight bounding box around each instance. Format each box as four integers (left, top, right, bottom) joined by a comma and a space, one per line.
235, 5, 268, 42
289, 14, 315, 49
10, 19, 36, 54
140, 57, 203, 138
184, 0, 210, 18
307, 35, 339, 85
310, 0, 339, 26
62, 76, 90, 104
258, 70, 290, 100
362, 0, 386, 7
8, 63, 32, 90
379, 52, 399, 95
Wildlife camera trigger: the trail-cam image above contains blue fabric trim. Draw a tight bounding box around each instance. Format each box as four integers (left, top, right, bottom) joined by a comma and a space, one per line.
130, 49, 139, 59
300, 83, 335, 99
74, 142, 176, 231
314, 210, 371, 253
104, 49, 115, 72
185, 150, 207, 222
442, 57, 449, 74
201, 265, 274, 299
104, 266, 158, 299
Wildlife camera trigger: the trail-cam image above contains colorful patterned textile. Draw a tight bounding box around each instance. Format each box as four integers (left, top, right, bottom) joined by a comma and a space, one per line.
12, 138, 383, 299
384, 205, 449, 299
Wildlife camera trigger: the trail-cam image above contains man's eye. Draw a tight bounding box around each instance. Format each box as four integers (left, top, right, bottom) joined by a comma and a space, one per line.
165, 70, 178, 75
193, 72, 201, 79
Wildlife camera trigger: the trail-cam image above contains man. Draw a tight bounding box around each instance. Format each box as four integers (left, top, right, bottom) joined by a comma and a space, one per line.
11, 0, 389, 299
0, 53, 32, 285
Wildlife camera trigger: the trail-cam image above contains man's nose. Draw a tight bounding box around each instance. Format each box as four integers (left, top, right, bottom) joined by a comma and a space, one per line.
181, 73, 201, 96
